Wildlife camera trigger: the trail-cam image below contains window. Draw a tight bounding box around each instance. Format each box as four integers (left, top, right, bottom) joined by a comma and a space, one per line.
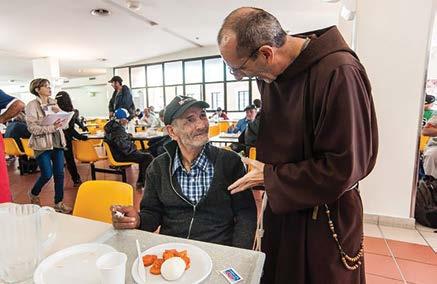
114, 68, 130, 87
185, 84, 202, 102
165, 85, 183, 105
147, 64, 163, 87
227, 81, 249, 111
164, 61, 183, 85
251, 80, 261, 103
184, 60, 202, 83
114, 55, 260, 112
205, 83, 224, 110
238, 91, 249, 110
131, 88, 146, 110
147, 87, 164, 111
131, 67, 146, 88
204, 58, 224, 82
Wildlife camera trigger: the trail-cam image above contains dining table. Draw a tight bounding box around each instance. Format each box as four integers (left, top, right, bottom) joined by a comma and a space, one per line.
4, 209, 265, 284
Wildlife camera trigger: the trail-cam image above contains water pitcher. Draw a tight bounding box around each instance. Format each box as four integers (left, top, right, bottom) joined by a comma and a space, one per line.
0, 204, 57, 283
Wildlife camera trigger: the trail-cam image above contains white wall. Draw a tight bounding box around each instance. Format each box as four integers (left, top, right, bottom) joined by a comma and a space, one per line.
356, 0, 435, 218
122, 46, 219, 66
61, 74, 112, 118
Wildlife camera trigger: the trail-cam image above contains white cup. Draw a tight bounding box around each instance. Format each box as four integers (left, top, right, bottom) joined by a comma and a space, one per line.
96, 252, 127, 284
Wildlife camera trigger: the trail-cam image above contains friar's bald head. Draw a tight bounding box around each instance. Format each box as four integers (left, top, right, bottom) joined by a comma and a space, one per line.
217, 7, 287, 58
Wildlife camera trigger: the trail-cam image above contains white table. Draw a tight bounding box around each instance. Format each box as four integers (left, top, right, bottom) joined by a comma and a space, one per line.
103, 229, 265, 284
209, 134, 239, 144
43, 213, 113, 257
3, 211, 265, 284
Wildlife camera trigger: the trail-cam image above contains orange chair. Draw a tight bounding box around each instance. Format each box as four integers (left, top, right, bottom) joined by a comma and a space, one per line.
72, 140, 107, 180
248, 147, 264, 202
3, 138, 26, 175
103, 142, 135, 182
218, 121, 230, 133
20, 138, 34, 159
73, 180, 133, 223
208, 124, 220, 137
420, 135, 430, 153
134, 140, 149, 151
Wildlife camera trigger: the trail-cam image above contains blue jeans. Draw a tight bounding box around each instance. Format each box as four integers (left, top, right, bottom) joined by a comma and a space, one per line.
31, 149, 65, 203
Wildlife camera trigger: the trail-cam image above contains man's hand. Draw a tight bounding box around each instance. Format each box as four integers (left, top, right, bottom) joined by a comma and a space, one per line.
228, 157, 265, 194
110, 205, 141, 230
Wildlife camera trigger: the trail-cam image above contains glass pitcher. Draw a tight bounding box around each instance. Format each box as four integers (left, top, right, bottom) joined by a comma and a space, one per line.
0, 203, 57, 283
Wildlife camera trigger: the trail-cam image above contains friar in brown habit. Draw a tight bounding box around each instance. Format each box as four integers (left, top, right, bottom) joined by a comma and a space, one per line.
218, 7, 378, 284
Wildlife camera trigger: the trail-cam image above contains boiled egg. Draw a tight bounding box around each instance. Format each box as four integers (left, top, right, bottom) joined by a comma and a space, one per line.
160, 257, 186, 281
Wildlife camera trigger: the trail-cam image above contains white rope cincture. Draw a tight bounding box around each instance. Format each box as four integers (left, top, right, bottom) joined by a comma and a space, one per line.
253, 192, 268, 251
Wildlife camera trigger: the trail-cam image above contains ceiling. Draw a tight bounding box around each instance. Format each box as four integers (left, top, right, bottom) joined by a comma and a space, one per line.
0, 0, 343, 86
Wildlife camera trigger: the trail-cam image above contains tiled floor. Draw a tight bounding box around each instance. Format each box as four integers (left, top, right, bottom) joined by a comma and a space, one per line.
6, 157, 437, 284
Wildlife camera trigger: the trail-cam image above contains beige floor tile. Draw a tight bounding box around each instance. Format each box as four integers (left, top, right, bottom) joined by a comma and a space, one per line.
419, 231, 437, 252
379, 225, 427, 245
415, 223, 435, 232
364, 223, 383, 238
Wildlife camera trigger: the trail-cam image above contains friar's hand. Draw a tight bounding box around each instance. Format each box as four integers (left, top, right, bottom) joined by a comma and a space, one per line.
228, 157, 265, 194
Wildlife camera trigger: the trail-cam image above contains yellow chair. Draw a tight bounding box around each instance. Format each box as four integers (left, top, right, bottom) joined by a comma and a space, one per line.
72, 140, 107, 180
248, 147, 257, 172
134, 140, 149, 151
135, 126, 146, 133
248, 147, 264, 201
218, 121, 230, 133
103, 142, 135, 182
87, 126, 98, 134
4, 138, 26, 175
73, 180, 133, 223
20, 138, 34, 159
4, 138, 25, 156
208, 124, 220, 137
420, 135, 431, 153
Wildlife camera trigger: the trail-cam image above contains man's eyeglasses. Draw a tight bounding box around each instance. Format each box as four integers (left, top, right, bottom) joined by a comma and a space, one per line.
228, 46, 261, 75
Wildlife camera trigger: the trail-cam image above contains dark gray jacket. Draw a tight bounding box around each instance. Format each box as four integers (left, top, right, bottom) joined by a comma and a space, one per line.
108, 85, 135, 118
139, 141, 257, 249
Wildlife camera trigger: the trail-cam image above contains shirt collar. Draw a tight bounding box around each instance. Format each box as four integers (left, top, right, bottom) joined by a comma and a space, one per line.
172, 145, 209, 174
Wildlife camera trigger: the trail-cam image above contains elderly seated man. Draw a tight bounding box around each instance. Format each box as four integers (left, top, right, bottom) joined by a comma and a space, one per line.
227, 104, 257, 133
104, 108, 153, 190
142, 107, 160, 128
111, 96, 257, 249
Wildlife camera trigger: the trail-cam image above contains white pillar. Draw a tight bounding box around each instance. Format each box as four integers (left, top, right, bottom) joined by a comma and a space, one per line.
356, 0, 435, 219
32, 57, 61, 93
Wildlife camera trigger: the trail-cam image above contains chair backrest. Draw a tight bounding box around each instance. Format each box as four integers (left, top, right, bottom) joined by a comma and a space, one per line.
134, 140, 149, 151
135, 127, 146, 133
420, 135, 431, 152
72, 140, 100, 163
88, 126, 98, 134
248, 147, 257, 171
19, 138, 34, 158
208, 124, 220, 137
103, 142, 133, 167
73, 180, 133, 223
3, 138, 24, 156
218, 121, 230, 132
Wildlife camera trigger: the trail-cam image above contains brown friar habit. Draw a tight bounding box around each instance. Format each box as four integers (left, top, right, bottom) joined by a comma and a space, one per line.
257, 26, 378, 284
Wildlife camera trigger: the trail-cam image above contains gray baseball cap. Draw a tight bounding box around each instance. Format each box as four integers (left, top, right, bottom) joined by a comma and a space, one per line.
164, 96, 209, 125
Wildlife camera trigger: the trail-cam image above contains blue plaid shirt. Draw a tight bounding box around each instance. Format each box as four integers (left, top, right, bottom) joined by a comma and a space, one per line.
172, 145, 214, 204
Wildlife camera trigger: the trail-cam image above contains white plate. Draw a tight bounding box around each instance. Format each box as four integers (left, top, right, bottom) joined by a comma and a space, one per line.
34, 243, 116, 284
131, 242, 212, 284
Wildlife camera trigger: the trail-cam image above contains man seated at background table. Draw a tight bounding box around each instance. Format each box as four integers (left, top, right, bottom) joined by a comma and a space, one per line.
227, 104, 257, 133
141, 107, 161, 128
104, 108, 153, 190
111, 96, 257, 249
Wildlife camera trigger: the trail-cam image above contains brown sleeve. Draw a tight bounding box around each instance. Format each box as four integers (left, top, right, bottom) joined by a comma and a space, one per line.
264, 65, 378, 214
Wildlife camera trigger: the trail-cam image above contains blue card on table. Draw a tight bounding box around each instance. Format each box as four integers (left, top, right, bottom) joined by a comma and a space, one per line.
220, 267, 243, 283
